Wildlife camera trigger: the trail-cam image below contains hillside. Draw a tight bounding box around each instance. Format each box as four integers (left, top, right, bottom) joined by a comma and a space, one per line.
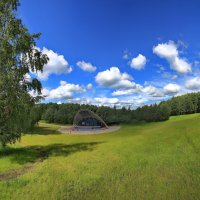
0, 113, 200, 199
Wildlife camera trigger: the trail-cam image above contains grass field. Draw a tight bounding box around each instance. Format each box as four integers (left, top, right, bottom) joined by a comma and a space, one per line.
0, 114, 200, 200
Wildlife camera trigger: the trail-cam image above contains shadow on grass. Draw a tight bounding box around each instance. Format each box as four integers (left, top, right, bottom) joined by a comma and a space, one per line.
28, 125, 62, 135
0, 142, 104, 165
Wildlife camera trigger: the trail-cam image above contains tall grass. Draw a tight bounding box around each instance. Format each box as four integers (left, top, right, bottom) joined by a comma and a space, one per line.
0, 114, 200, 200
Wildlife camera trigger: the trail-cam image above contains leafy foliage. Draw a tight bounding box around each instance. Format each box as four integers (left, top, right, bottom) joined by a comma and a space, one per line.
0, 0, 48, 146
163, 92, 200, 116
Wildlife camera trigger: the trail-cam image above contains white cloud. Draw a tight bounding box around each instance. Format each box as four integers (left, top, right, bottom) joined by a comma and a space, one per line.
95, 67, 139, 89
35, 47, 72, 80
41, 88, 50, 97
67, 98, 81, 103
123, 53, 129, 60
153, 41, 178, 58
76, 61, 97, 72
119, 96, 148, 108
87, 83, 93, 90
130, 54, 147, 70
163, 83, 181, 95
142, 85, 164, 97
66, 96, 146, 109
171, 57, 191, 74
112, 89, 137, 96
153, 41, 191, 74
112, 84, 164, 97
112, 85, 142, 96
44, 81, 85, 100
67, 97, 93, 105
156, 64, 165, 71
185, 77, 200, 90
162, 72, 178, 80
29, 87, 49, 97
24, 73, 32, 82
67, 97, 120, 107
94, 97, 119, 105
93, 96, 147, 108
65, 94, 147, 108
123, 50, 131, 60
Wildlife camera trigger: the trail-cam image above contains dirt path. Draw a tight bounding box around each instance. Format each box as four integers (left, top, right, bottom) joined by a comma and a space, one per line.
0, 158, 44, 181
0, 126, 121, 181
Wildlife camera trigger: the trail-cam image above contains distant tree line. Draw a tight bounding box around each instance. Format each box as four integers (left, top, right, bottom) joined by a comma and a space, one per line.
162, 92, 200, 116
35, 102, 170, 125
34, 92, 200, 125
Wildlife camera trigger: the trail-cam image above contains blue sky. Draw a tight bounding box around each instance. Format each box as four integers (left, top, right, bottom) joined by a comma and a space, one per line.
19, 0, 200, 108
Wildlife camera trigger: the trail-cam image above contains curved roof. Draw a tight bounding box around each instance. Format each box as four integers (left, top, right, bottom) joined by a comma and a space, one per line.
73, 109, 108, 128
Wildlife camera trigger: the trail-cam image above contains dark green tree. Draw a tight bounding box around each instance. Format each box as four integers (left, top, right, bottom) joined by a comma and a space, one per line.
0, 0, 48, 146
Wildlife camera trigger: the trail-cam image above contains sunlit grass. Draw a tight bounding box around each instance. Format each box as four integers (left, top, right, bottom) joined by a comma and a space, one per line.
0, 114, 200, 199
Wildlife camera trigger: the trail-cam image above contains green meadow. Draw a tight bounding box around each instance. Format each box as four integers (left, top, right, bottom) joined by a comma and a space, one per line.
0, 114, 200, 200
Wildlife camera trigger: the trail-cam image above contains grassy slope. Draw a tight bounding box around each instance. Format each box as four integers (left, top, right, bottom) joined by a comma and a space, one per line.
0, 114, 200, 200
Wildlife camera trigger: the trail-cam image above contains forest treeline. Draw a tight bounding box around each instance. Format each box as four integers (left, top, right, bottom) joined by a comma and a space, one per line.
163, 92, 200, 115
37, 102, 170, 125
33, 92, 200, 125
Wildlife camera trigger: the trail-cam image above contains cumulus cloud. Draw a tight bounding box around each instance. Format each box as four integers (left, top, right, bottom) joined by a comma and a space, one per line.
163, 83, 181, 95
87, 83, 93, 90
94, 97, 119, 105
76, 61, 97, 72
112, 85, 142, 96
41, 88, 50, 97
171, 57, 191, 74
95, 67, 139, 89
112, 89, 137, 96
67, 97, 120, 107
67, 97, 93, 105
112, 84, 164, 97
28, 87, 49, 98
185, 77, 200, 90
35, 47, 72, 80
153, 41, 178, 58
44, 81, 85, 100
119, 96, 148, 108
130, 54, 147, 70
142, 85, 164, 97
153, 41, 191, 74
92, 96, 146, 108
64, 94, 148, 109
